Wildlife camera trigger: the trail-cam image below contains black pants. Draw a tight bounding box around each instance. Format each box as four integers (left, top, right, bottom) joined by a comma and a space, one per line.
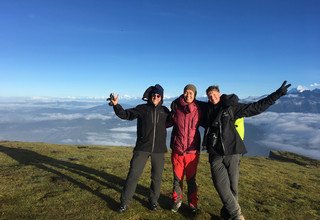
120, 151, 165, 206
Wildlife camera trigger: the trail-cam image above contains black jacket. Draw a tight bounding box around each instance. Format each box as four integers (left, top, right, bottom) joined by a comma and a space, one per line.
113, 102, 170, 153
203, 90, 283, 155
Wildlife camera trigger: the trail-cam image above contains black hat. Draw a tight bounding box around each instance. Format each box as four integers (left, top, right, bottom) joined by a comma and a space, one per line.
142, 84, 164, 101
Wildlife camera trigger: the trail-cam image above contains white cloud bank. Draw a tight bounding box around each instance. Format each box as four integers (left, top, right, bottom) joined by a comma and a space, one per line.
109, 126, 137, 132
0, 113, 112, 123
246, 112, 320, 159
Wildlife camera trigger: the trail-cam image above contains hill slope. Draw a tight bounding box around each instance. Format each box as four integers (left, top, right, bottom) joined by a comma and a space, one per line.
0, 141, 319, 220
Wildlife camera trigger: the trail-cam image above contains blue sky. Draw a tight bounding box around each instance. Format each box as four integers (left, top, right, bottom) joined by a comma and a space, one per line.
1, 0, 319, 99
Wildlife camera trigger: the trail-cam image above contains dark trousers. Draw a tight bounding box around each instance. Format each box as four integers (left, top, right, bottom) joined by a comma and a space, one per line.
120, 151, 165, 206
209, 153, 241, 218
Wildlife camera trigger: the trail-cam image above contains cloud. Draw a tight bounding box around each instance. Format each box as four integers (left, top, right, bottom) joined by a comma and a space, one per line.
0, 113, 112, 123
109, 126, 136, 132
82, 132, 135, 146
310, 82, 320, 88
297, 85, 308, 92
246, 112, 320, 159
42, 113, 111, 121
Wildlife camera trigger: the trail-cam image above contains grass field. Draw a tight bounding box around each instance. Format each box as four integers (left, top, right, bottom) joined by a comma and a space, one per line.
0, 141, 319, 219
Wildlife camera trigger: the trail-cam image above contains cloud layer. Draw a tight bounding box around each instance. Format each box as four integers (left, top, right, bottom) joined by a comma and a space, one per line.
1, 100, 319, 160
246, 112, 320, 159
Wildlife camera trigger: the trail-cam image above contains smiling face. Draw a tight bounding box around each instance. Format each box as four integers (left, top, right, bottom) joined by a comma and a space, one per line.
151, 93, 162, 106
183, 89, 195, 104
207, 89, 221, 104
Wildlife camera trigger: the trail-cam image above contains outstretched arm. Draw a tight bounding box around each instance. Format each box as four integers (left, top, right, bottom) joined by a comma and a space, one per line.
234, 81, 291, 118
109, 95, 140, 120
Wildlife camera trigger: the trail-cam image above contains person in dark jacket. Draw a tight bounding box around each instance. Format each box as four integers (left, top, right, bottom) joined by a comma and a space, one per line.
169, 84, 201, 213
203, 81, 291, 220
109, 84, 170, 213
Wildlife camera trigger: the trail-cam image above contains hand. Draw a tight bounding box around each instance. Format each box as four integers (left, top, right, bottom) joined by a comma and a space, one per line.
111, 94, 119, 106
276, 81, 291, 96
107, 93, 119, 106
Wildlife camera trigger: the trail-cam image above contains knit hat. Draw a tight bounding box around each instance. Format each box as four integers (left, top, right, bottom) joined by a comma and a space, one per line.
183, 84, 197, 97
151, 84, 164, 97
142, 84, 164, 101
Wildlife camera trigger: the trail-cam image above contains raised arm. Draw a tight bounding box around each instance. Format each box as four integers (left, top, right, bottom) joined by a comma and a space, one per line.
110, 95, 141, 120
234, 81, 291, 118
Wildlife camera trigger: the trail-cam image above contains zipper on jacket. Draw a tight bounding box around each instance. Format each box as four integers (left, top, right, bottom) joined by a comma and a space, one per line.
151, 108, 157, 152
219, 117, 226, 154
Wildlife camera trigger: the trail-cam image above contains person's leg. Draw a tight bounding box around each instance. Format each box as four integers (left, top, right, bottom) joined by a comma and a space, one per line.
120, 151, 149, 206
219, 154, 241, 219
209, 153, 241, 219
185, 153, 199, 208
149, 152, 165, 206
225, 154, 241, 200
224, 154, 243, 219
171, 152, 185, 204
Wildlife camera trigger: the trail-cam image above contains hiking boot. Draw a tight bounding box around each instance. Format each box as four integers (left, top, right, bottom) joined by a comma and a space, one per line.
220, 206, 231, 220
149, 203, 158, 211
171, 201, 182, 213
117, 204, 127, 213
189, 204, 198, 213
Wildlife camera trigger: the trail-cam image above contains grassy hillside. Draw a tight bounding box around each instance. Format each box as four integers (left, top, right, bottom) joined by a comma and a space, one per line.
0, 141, 319, 220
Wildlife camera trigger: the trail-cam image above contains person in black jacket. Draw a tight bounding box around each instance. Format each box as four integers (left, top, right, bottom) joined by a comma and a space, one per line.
109, 84, 170, 213
203, 81, 291, 220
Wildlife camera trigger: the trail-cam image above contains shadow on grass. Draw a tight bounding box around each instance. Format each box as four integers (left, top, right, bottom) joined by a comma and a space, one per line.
174, 204, 221, 220
0, 145, 171, 212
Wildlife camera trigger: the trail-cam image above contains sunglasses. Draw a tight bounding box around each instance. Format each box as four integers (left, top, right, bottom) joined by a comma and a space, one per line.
152, 94, 161, 98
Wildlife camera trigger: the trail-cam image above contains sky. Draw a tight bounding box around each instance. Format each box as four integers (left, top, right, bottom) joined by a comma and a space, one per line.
1, 0, 320, 99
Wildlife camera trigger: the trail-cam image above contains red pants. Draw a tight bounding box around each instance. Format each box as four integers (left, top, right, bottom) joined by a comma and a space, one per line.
171, 152, 199, 207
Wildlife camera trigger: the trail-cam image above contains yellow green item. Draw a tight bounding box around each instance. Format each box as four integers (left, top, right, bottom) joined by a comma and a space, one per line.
235, 117, 245, 140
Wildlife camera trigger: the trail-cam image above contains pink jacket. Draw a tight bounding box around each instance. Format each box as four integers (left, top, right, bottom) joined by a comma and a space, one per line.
170, 95, 201, 155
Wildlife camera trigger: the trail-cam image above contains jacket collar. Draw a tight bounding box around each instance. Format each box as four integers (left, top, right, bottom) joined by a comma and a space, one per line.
178, 95, 197, 113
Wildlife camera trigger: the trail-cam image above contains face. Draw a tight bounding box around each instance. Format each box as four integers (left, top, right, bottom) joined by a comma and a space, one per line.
207, 89, 221, 104
151, 93, 161, 106
183, 89, 195, 104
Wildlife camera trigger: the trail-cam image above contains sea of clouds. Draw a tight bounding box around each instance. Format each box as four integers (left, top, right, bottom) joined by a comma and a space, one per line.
0, 98, 319, 160
245, 112, 320, 159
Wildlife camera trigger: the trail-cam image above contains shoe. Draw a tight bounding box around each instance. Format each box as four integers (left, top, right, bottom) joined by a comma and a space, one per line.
189, 204, 198, 213
117, 205, 127, 213
171, 201, 182, 213
220, 206, 230, 220
149, 203, 158, 211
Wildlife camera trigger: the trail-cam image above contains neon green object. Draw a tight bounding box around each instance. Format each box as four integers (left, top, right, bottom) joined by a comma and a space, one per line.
235, 117, 245, 140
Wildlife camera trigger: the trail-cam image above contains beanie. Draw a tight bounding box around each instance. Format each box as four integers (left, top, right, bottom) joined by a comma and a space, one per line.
183, 84, 197, 97
142, 84, 164, 101
151, 84, 164, 97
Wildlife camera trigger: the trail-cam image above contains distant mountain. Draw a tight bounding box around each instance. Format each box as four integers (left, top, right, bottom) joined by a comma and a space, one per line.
195, 88, 320, 114
265, 88, 320, 113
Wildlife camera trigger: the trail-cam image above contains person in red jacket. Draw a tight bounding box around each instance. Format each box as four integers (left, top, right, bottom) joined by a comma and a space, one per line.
169, 84, 202, 213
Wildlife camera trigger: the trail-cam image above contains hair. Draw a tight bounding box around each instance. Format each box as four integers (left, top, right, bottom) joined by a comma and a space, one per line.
206, 85, 220, 94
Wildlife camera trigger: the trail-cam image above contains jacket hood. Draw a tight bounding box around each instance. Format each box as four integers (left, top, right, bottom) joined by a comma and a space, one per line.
142, 84, 164, 101
220, 94, 239, 107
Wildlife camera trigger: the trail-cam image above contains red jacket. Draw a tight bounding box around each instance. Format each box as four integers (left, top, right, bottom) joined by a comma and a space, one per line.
170, 95, 201, 155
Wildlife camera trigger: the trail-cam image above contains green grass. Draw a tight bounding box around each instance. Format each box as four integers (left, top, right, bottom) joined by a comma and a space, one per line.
0, 141, 319, 220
